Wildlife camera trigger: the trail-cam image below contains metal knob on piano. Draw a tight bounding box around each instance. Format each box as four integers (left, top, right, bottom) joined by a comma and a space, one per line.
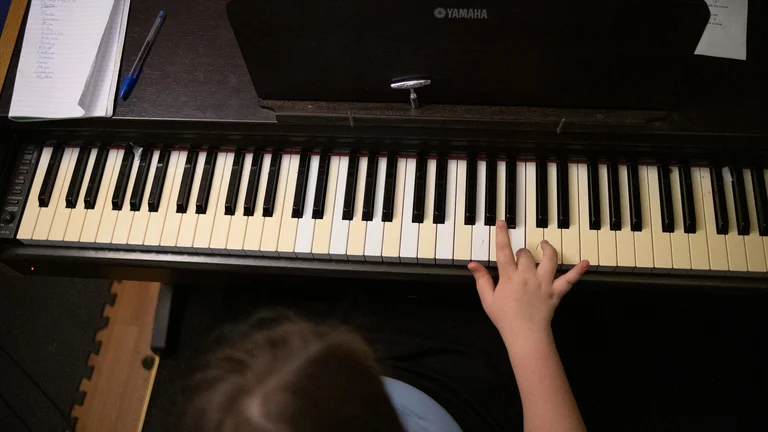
391, 79, 431, 109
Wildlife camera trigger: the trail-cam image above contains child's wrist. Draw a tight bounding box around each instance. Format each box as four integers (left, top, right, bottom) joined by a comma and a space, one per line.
502, 326, 555, 358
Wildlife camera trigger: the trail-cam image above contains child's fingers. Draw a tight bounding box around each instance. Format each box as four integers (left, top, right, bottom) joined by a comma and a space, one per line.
537, 240, 559, 280
495, 220, 516, 276
553, 260, 590, 297
469, 262, 495, 309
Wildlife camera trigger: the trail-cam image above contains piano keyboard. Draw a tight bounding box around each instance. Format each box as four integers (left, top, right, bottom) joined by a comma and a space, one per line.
12, 145, 768, 275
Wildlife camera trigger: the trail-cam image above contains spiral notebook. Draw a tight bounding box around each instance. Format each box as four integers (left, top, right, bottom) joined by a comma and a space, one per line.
9, 0, 131, 120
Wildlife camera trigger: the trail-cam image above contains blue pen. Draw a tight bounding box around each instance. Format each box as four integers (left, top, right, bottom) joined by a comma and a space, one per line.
119, 10, 166, 100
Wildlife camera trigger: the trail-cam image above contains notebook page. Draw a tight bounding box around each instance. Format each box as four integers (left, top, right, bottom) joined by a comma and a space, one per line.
78, 0, 129, 117
9, 0, 115, 120
104, 0, 130, 117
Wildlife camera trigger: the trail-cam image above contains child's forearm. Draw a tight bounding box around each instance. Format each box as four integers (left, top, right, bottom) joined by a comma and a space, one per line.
508, 330, 587, 432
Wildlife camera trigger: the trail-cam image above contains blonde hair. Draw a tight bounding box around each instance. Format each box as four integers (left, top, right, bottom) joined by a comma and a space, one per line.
183, 313, 405, 432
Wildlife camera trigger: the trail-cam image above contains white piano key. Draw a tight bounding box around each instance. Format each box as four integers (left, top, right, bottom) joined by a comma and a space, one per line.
193, 152, 226, 253
296, 154, 321, 258
47, 147, 81, 243
543, 162, 562, 266
471, 160, 490, 264
436, 159, 457, 265
210, 152, 236, 253
346, 155, 368, 261
80, 149, 120, 246
509, 161, 526, 253
145, 151, 182, 250
647, 165, 672, 273
261, 153, 292, 257
417, 158, 438, 264
277, 154, 302, 257
688, 167, 710, 273
721, 167, 747, 274
226, 152, 254, 255
699, 167, 729, 275
615, 164, 635, 270
106, 149, 142, 248
525, 162, 543, 262
596, 164, 616, 271
364, 156, 388, 261
668, 166, 691, 274
312, 155, 341, 259
17, 147, 53, 243
561, 163, 581, 267
764, 169, 768, 271
62, 147, 98, 245
577, 163, 598, 266
490, 160, 505, 266
382, 157, 407, 262
243, 152, 272, 256
128, 150, 160, 250
453, 159, 472, 265
741, 168, 766, 274
633, 165, 654, 272
329, 155, 351, 260
160, 150, 192, 251
400, 158, 419, 263
176, 150, 208, 253
33, 148, 75, 244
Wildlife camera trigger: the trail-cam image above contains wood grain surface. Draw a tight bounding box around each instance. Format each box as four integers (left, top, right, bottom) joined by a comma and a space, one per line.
71, 281, 160, 432
0, 0, 28, 93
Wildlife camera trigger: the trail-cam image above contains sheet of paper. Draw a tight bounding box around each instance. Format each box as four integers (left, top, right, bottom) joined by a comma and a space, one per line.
9, 0, 115, 119
694, 0, 748, 60
79, 0, 130, 117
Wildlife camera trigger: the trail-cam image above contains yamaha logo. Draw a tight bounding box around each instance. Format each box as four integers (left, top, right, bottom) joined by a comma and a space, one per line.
434, 7, 488, 19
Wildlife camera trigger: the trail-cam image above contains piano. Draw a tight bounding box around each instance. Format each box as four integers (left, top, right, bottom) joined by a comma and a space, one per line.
0, 0, 767, 289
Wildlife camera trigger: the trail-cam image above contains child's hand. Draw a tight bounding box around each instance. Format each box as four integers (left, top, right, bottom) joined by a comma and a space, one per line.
469, 221, 589, 347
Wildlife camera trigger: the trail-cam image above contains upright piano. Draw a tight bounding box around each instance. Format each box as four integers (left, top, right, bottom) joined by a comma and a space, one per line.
0, 0, 767, 288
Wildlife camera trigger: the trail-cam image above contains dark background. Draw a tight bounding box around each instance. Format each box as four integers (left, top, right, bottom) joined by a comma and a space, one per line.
2, 273, 767, 432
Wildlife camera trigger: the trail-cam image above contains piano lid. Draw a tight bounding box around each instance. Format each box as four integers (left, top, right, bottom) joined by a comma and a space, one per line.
228, 0, 710, 109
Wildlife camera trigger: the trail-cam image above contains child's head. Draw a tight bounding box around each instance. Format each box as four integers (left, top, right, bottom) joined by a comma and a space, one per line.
183, 313, 404, 432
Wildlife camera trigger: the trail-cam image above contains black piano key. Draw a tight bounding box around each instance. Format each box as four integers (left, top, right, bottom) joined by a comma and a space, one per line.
262, 150, 282, 218
679, 166, 696, 234
291, 151, 311, 219
557, 159, 569, 229
412, 154, 427, 224
464, 156, 477, 225
750, 168, 768, 236
433, 156, 448, 224
38, 145, 65, 207
312, 151, 331, 219
730, 166, 750, 236
711, 166, 729, 235
361, 153, 379, 221
242, 150, 263, 217
658, 164, 674, 233
111, 147, 134, 210
147, 148, 171, 212
176, 150, 198, 213
83, 145, 108, 209
381, 153, 397, 223
587, 160, 600, 230
196, 151, 218, 214
535, 160, 547, 228
628, 162, 642, 232
224, 149, 245, 216
65, 146, 91, 208
342, 153, 359, 221
484, 157, 497, 226
505, 158, 516, 228
129, 148, 153, 211
607, 162, 621, 231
